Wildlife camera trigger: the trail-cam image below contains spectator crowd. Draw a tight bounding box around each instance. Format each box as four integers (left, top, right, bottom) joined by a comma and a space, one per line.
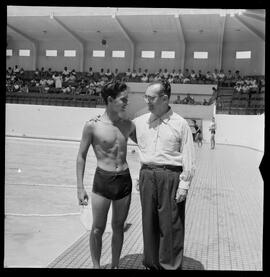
6, 65, 264, 106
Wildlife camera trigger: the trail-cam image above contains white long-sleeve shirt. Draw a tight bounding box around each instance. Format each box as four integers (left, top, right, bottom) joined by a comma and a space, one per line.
133, 107, 196, 190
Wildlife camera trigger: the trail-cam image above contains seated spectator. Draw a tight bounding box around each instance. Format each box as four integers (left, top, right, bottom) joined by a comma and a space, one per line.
241, 82, 250, 94
202, 99, 208, 105
105, 68, 113, 80
144, 69, 149, 77
234, 83, 242, 94
46, 68, 53, 78
131, 69, 137, 79
19, 67, 25, 76
100, 68, 105, 78
168, 74, 174, 84
114, 68, 119, 79
170, 69, 177, 78
40, 67, 46, 78
226, 70, 234, 80
177, 69, 184, 82
137, 68, 143, 78
125, 68, 132, 80
62, 66, 70, 77
13, 65, 20, 74
156, 69, 163, 78
141, 73, 148, 83
217, 69, 226, 85
197, 70, 205, 81
190, 70, 197, 82
21, 82, 29, 93
183, 69, 190, 83
62, 84, 73, 94
182, 93, 195, 104
205, 71, 213, 82
87, 67, 94, 78
163, 69, 169, 79
7, 67, 13, 75
212, 69, 219, 83
52, 72, 62, 91
173, 95, 181, 104
34, 68, 40, 79
39, 78, 48, 93
13, 81, 21, 92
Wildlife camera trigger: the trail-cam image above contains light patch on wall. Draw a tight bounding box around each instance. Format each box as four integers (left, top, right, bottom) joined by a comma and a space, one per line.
141, 51, 155, 58
161, 51, 175, 59
112, 50, 125, 58
19, 49, 30, 56
64, 50, 76, 57
6, 49, 13, 56
93, 50, 105, 57
236, 51, 251, 59
46, 50, 58, 57
194, 51, 208, 59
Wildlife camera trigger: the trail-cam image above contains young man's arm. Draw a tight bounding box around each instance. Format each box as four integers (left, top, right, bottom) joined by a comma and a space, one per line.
129, 120, 137, 144
76, 121, 94, 205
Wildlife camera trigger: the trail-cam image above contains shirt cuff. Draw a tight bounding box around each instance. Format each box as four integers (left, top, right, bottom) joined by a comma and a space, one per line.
178, 180, 190, 190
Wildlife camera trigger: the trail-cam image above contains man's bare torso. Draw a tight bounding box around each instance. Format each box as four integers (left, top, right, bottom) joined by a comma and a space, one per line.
89, 116, 133, 172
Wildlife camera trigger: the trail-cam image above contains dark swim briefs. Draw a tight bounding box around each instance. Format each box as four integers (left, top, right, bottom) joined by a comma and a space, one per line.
92, 167, 132, 200
211, 130, 216, 134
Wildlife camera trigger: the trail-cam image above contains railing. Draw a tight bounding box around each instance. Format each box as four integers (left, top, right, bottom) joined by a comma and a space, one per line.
5, 91, 105, 108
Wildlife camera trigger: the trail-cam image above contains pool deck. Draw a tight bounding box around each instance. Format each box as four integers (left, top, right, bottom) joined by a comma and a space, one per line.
47, 143, 263, 270
5, 139, 263, 270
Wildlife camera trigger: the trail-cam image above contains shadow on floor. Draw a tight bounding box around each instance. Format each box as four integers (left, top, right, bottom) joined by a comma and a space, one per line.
102, 254, 204, 270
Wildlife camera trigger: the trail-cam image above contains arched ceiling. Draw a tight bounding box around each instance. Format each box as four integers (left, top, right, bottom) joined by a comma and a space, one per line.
7, 7, 265, 45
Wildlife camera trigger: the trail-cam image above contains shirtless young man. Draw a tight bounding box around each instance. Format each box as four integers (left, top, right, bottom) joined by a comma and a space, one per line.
76, 80, 136, 269
209, 116, 217, 149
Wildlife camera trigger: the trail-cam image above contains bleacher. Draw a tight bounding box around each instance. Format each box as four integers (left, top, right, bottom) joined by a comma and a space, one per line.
216, 86, 264, 115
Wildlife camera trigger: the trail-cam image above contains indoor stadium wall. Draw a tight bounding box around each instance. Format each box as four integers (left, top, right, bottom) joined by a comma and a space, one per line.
6, 104, 264, 152
222, 40, 265, 76
6, 38, 265, 75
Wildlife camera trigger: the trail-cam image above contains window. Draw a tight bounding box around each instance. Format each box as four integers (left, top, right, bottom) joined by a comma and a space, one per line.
93, 50, 105, 57
236, 51, 251, 59
46, 50, 57, 57
64, 50, 76, 57
6, 49, 12, 56
19, 49, 30, 56
112, 50, 125, 58
194, 51, 208, 59
141, 51, 155, 58
161, 51, 175, 59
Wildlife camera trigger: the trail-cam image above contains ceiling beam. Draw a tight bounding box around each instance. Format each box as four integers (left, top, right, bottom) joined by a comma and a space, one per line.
7, 24, 38, 70
242, 12, 265, 22
234, 15, 264, 41
112, 14, 135, 71
217, 15, 226, 70
174, 14, 186, 71
50, 13, 86, 71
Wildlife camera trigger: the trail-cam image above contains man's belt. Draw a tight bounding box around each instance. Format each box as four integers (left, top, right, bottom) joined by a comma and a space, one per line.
141, 164, 182, 172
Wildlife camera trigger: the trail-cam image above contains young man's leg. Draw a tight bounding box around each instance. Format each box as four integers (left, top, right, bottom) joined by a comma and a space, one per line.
111, 194, 131, 268
90, 192, 111, 268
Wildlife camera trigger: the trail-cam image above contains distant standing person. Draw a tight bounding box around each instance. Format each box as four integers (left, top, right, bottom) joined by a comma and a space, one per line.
209, 117, 217, 149
76, 80, 136, 269
193, 120, 203, 147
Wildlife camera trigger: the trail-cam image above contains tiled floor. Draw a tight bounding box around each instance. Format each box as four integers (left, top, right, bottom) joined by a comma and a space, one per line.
47, 143, 263, 270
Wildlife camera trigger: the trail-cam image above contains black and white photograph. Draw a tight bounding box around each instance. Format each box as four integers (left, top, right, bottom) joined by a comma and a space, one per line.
5, 6, 265, 270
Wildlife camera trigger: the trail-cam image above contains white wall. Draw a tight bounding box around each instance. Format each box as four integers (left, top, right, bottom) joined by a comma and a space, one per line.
6, 104, 264, 152
202, 114, 264, 152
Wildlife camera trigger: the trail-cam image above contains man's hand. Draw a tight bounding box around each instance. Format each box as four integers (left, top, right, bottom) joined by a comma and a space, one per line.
175, 188, 188, 203
77, 188, 89, 205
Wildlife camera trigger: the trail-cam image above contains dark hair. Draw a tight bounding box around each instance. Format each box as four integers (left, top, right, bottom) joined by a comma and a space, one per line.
148, 80, 171, 99
101, 80, 128, 105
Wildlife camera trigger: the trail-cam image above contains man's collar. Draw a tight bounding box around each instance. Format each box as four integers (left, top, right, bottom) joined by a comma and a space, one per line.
148, 106, 172, 124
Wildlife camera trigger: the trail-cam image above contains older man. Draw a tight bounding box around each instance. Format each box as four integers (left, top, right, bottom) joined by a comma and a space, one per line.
132, 80, 196, 270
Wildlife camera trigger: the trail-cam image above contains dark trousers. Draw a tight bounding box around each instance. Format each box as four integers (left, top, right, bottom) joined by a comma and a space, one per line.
139, 165, 186, 270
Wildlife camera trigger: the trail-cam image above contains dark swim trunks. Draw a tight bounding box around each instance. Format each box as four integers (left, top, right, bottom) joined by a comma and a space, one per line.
92, 167, 132, 200
211, 130, 216, 134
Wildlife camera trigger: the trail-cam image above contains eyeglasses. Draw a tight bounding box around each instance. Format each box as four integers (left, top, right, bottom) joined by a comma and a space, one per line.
144, 94, 164, 102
